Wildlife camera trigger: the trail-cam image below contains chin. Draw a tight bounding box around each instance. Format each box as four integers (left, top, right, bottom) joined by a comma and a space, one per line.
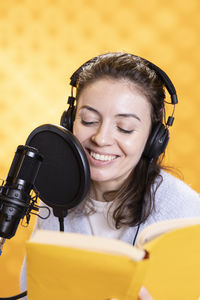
90, 174, 108, 183
90, 170, 126, 188
90, 170, 111, 183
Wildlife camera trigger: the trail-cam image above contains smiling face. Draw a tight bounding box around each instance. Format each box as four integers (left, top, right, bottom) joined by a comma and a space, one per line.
73, 77, 152, 190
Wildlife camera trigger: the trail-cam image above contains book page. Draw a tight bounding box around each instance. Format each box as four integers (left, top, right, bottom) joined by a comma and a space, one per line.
30, 229, 146, 261
137, 217, 200, 248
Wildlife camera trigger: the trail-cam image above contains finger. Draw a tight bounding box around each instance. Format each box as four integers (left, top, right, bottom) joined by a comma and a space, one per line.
138, 286, 154, 300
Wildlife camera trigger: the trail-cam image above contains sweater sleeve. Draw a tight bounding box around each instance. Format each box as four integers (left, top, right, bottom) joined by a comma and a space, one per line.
151, 170, 200, 222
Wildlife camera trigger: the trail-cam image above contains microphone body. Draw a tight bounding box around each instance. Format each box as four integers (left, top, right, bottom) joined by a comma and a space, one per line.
0, 145, 43, 239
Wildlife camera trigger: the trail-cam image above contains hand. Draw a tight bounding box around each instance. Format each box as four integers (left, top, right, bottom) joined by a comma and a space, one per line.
138, 286, 154, 300
106, 286, 154, 300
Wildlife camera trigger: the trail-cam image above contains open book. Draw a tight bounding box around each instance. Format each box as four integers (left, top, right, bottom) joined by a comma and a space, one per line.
26, 217, 200, 300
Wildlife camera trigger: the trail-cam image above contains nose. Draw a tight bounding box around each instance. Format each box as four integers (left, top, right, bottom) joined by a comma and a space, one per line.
91, 122, 114, 146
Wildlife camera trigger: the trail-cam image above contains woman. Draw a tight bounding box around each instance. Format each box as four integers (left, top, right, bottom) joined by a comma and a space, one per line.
20, 52, 200, 299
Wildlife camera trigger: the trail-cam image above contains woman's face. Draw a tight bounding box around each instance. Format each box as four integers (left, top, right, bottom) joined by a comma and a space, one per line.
73, 78, 152, 189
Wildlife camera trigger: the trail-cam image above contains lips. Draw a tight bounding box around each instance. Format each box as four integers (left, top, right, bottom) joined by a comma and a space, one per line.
89, 150, 118, 162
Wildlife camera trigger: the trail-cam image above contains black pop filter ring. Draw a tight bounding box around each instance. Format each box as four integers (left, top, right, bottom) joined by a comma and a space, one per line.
25, 124, 90, 217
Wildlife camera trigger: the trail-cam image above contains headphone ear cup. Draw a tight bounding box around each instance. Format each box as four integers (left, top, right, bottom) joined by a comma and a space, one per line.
143, 122, 169, 159
60, 106, 75, 132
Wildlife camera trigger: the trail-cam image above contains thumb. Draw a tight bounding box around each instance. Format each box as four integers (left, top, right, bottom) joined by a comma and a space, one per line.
138, 286, 154, 300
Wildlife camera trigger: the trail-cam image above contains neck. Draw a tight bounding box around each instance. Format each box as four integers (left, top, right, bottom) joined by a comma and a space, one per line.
89, 180, 119, 202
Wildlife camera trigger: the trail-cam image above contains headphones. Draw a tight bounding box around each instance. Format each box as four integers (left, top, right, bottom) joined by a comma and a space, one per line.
60, 53, 178, 159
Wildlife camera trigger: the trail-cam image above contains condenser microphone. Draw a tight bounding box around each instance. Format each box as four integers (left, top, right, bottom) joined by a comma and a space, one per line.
25, 124, 90, 219
0, 145, 43, 254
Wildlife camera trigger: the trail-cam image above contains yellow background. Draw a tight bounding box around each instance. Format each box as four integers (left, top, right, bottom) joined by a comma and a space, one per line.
0, 0, 199, 296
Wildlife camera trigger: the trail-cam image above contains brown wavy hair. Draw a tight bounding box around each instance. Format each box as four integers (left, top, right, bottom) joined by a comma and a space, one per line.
75, 52, 166, 228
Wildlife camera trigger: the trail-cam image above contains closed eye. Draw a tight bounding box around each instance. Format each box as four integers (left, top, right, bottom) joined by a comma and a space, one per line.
81, 120, 98, 126
118, 127, 134, 134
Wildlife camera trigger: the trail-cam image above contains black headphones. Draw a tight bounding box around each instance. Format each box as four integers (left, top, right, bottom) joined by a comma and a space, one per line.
60, 53, 178, 159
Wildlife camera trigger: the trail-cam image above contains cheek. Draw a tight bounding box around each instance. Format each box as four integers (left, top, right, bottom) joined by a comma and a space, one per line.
73, 121, 82, 141
121, 132, 149, 157
73, 121, 89, 144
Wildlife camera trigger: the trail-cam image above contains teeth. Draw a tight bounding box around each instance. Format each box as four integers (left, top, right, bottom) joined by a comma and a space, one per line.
90, 151, 116, 161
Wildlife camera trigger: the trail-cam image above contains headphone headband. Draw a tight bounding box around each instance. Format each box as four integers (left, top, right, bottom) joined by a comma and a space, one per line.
69, 54, 178, 105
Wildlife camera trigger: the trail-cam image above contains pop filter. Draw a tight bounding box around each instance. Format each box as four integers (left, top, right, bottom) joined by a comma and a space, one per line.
25, 124, 90, 218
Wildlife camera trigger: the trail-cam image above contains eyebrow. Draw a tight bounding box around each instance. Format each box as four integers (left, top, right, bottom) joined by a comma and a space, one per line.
80, 105, 141, 122
80, 105, 101, 116
117, 113, 141, 122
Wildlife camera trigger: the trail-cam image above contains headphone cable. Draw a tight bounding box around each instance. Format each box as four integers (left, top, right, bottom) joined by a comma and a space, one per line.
132, 158, 153, 246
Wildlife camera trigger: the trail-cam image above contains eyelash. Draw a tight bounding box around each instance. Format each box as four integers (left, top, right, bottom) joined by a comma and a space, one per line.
81, 120, 133, 134
118, 127, 133, 134
81, 120, 97, 126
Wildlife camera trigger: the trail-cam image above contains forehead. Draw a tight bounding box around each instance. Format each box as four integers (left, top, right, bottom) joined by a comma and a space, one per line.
77, 77, 151, 116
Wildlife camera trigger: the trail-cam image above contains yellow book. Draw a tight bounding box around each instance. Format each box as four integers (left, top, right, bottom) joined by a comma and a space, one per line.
26, 218, 200, 300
